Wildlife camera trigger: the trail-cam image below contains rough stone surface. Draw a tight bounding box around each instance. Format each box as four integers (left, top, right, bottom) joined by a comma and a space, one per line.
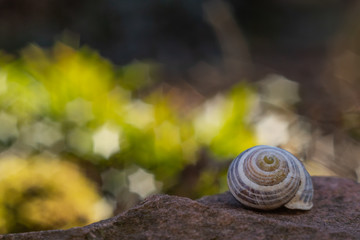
0, 177, 359, 240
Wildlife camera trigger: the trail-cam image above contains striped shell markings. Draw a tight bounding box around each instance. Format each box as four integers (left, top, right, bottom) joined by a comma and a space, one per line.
227, 145, 313, 210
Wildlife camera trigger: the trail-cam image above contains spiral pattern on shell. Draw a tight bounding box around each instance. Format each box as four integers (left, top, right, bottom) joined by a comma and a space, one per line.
227, 145, 313, 210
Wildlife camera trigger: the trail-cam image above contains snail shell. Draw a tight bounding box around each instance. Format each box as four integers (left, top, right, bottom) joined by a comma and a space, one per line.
227, 145, 313, 210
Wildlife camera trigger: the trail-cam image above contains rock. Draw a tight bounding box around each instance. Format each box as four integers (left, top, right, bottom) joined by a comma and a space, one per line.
0, 176, 359, 240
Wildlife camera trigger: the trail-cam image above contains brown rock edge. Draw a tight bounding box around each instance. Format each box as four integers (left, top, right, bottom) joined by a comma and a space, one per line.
0, 176, 359, 240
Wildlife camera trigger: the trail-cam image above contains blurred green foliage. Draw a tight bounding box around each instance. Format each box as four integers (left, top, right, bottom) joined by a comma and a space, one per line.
193, 84, 257, 159
0, 43, 257, 233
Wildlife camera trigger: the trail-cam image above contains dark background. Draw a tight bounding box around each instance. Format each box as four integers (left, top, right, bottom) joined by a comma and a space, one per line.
0, 0, 351, 72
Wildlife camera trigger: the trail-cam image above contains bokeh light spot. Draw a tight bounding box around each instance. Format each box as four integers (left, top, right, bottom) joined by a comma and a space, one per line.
92, 123, 121, 159
193, 94, 228, 144
21, 120, 62, 148
259, 74, 300, 107
124, 100, 154, 129
128, 168, 159, 199
256, 114, 289, 146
